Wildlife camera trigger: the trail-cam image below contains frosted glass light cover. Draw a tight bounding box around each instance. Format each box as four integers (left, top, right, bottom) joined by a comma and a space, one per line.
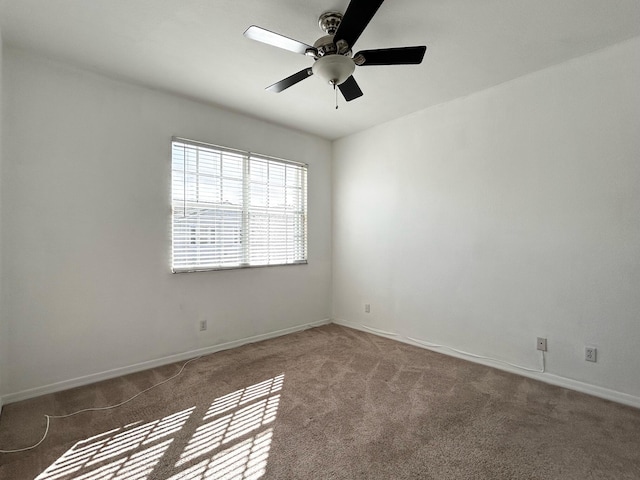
312, 55, 355, 85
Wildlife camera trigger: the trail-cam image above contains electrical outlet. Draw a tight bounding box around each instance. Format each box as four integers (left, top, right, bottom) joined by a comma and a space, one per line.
199, 320, 207, 332
537, 337, 547, 351
364, 304, 371, 314
585, 346, 597, 362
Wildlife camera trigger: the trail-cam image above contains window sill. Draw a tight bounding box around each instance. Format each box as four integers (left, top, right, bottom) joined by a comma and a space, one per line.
172, 260, 308, 274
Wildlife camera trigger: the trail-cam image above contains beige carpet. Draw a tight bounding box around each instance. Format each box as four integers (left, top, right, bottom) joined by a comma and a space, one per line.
0, 324, 639, 479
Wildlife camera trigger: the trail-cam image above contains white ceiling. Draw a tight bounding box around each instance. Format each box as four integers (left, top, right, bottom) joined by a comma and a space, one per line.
1, 0, 639, 140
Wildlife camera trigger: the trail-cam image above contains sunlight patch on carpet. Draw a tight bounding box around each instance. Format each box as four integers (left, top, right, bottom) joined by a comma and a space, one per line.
168, 429, 273, 480
35, 374, 284, 480
35, 408, 194, 480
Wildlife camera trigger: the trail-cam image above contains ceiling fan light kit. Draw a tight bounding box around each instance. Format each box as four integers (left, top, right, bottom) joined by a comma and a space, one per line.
312, 55, 355, 86
243, 0, 426, 104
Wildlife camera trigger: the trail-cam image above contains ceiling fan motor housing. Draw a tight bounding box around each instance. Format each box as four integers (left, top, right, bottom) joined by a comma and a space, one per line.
313, 35, 338, 57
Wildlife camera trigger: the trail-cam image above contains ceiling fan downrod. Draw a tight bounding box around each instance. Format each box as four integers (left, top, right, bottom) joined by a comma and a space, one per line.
318, 11, 342, 35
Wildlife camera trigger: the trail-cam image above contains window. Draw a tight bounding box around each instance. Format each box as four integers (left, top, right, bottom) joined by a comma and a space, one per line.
171, 138, 307, 272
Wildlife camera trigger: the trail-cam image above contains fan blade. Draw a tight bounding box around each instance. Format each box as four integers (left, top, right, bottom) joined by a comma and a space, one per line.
266, 68, 313, 93
334, 0, 385, 49
338, 76, 363, 102
244, 26, 313, 55
355, 46, 427, 66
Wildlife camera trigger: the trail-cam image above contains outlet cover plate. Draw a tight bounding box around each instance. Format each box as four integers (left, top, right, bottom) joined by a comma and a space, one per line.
585, 346, 597, 362
537, 337, 547, 351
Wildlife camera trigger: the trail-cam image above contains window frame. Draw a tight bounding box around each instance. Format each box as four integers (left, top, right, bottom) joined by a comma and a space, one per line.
171, 137, 308, 273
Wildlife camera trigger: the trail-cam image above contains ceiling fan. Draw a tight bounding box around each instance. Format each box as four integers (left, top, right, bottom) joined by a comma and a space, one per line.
243, 0, 427, 103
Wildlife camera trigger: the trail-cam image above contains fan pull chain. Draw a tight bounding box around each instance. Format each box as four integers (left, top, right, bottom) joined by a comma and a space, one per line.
334, 83, 338, 110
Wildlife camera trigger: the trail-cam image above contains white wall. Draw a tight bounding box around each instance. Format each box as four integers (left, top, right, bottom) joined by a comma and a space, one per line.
333, 37, 640, 404
1, 46, 332, 400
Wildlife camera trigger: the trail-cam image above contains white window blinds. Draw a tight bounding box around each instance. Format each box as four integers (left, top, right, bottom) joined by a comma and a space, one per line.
171, 139, 308, 272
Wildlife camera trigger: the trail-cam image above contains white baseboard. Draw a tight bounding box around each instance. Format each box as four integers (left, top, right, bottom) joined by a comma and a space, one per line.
1, 318, 330, 406
5, 317, 637, 410
333, 318, 640, 410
